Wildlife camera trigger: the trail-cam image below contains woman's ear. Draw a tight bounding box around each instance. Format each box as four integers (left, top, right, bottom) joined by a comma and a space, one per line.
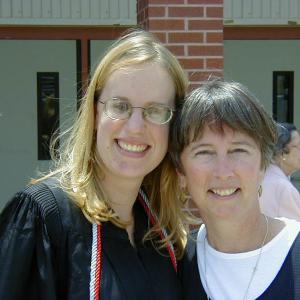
177, 171, 191, 203
176, 170, 187, 189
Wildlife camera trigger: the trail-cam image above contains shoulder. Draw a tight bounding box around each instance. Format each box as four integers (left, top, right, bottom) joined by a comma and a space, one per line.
262, 176, 296, 202
1, 179, 91, 246
263, 174, 290, 187
270, 218, 300, 255
1, 179, 81, 232
1, 181, 55, 226
185, 232, 198, 260
277, 182, 300, 201
179, 230, 207, 299
3, 179, 63, 215
263, 165, 288, 183
179, 230, 199, 277
282, 218, 300, 234
286, 229, 300, 267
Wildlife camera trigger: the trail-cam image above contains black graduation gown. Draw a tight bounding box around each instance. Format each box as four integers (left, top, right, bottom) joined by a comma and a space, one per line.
0, 181, 183, 300
179, 234, 206, 300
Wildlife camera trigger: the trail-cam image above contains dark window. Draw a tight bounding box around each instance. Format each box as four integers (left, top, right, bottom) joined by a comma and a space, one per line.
37, 72, 59, 160
273, 71, 294, 123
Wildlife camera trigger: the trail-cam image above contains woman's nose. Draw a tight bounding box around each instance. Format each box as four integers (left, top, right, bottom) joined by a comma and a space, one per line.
124, 108, 145, 134
213, 156, 234, 180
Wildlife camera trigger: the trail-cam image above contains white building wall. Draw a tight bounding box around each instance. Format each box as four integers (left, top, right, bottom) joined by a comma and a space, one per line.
224, 39, 300, 187
224, 0, 300, 25
90, 40, 114, 73
0, 40, 77, 210
0, 0, 137, 25
224, 40, 300, 127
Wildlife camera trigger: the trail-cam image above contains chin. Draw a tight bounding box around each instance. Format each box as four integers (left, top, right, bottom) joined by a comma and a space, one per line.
116, 167, 153, 180
212, 207, 239, 219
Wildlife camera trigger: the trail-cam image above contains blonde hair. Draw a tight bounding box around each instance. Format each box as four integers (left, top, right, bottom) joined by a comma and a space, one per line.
33, 29, 189, 258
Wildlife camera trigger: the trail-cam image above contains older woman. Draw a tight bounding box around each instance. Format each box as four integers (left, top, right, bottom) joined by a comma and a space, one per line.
171, 80, 300, 299
0, 30, 189, 299
260, 122, 300, 220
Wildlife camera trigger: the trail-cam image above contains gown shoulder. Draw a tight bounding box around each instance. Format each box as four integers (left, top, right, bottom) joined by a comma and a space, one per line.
0, 180, 75, 299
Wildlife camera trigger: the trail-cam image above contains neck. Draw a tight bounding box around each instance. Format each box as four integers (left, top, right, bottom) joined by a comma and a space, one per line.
101, 175, 143, 222
204, 213, 269, 253
274, 158, 292, 177
100, 176, 143, 247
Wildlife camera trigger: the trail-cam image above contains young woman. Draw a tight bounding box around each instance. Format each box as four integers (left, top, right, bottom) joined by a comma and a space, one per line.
0, 30, 189, 300
171, 80, 300, 300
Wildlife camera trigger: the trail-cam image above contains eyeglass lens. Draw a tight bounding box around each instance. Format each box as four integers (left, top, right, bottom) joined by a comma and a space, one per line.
101, 98, 173, 124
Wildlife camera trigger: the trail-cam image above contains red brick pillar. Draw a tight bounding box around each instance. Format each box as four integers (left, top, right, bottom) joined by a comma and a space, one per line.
137, 0, 224, 90
137, 0, 223, 218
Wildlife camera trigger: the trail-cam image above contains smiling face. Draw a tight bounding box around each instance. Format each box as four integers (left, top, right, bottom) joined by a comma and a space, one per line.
95, 62, 175, 184
179, 125, 265, 220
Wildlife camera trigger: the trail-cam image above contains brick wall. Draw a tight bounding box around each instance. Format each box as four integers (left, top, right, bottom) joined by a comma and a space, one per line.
137, 0, 224, 90
137, 0, 224, 219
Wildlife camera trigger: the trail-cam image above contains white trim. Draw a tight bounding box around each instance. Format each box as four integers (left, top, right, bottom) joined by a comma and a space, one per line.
89, 223, 98, 300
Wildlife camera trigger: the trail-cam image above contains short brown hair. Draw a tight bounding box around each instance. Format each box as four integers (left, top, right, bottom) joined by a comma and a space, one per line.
170, 79, 277, 171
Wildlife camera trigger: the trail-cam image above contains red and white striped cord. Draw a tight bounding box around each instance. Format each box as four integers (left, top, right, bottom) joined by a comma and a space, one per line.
138, 189, 177, 272
89, 189, 177, 299
90, 223, 102, 300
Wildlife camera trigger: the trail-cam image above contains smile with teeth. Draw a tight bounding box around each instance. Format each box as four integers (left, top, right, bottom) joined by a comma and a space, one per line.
211, 188, 237, 196
117, 140, 148, 153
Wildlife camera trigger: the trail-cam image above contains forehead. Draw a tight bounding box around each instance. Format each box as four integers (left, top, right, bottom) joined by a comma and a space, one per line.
290, 131, 300, 145
190, 124, 257, 145
100, 63, 175, 105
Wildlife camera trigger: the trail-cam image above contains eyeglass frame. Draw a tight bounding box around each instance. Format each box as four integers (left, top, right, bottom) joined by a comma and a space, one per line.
98, 98, 176, 125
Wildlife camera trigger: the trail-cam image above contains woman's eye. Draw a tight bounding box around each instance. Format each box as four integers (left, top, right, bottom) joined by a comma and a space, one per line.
147, 106, 161, 115
113, 101, 129, 112
230, 148, 248, 154
195, 150, 214, 156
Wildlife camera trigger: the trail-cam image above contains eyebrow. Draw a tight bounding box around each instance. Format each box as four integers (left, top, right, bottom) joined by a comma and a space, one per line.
231, 141, 257, 148
190, 143, 211, 152
289, 140, 300, 147
110, 96, 174, 107
189, 140, 256, 152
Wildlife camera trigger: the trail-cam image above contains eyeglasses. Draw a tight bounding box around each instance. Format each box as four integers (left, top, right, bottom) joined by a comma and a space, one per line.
98, 98, 175, 125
